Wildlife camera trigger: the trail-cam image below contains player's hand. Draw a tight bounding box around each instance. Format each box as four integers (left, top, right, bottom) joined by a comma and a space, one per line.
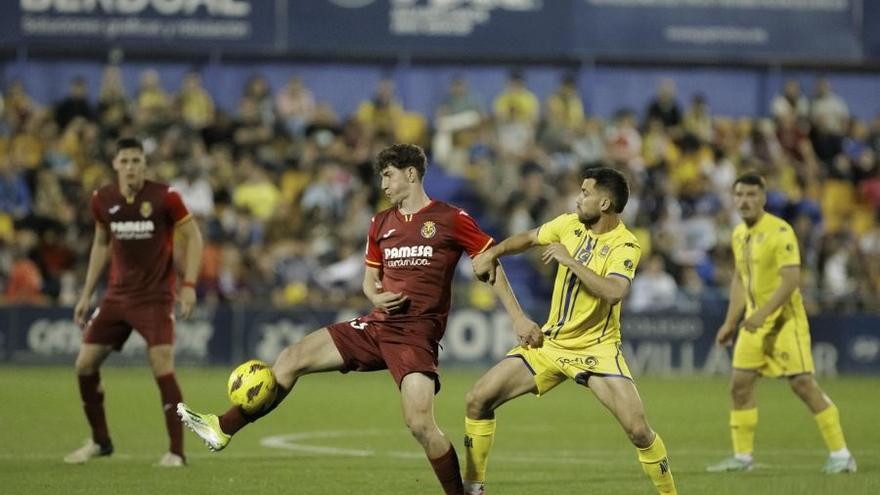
371, 290, 409, 314
741, 312, 766, 332
715, 322, 737, 346
513, 316, 543, 348
472, 251, 498, 284
541, 243, 574, 266
73, 297, 91, 328
178, 286, 197, 320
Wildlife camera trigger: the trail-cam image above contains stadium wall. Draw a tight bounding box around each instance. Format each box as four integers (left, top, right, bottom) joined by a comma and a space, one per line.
2, 305, 878, 375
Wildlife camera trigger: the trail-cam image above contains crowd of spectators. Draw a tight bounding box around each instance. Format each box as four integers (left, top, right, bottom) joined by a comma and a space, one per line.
1, 66, 878, 315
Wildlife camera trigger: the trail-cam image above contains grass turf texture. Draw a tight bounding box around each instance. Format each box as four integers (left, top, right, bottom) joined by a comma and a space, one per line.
1, 367, 876, 494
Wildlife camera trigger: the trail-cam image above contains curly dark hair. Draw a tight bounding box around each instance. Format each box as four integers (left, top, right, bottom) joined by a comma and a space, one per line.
374, 143, 427, 179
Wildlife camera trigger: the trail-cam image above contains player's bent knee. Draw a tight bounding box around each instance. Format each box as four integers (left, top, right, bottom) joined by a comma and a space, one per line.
464, 388, 491, 418
626, 424, 655, 448
789, 375, 816, 397
74, 353, 100, 375
405, 418, 437, 444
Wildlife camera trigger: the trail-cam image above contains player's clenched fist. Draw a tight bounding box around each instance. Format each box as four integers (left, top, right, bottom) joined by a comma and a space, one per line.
472, 251, 498, 284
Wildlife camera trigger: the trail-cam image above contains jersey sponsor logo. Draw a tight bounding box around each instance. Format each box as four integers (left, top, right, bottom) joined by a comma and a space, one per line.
110, 220, 155, 240
383, 244, 434, 268
140, 201, 153, 218
420, 221, 436, 239
381, 228, 397, 239
108, 205, 121, 214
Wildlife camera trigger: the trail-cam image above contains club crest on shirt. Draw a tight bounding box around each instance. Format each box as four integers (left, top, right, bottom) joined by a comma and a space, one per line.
599, 245, 610, 257
140, 201, 152, 218
421, 221, 436, 239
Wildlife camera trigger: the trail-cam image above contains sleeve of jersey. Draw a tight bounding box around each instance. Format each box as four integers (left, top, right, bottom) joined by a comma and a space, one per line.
89, 192, 107, 224
535, 214, 570, 245
166, 189, 192, 225
364, 217, 383, 268
775, 226, 801, 268
607, 241, 642, 282
453, 210, 494, 258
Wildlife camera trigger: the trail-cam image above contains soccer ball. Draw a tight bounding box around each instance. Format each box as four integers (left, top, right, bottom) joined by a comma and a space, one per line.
227, 360, 277, 414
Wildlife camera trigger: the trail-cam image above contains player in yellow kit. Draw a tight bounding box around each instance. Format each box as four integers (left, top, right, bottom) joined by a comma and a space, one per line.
466, 167, 676, 495
707, 173, 856, 474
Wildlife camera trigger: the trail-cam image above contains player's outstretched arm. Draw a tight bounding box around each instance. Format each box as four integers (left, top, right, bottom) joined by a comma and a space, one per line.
486, 264, 543, 348
716, 270, 746, 345
473, 229, 540, 284
74, 224, 111, 327
175, 217, 203, 319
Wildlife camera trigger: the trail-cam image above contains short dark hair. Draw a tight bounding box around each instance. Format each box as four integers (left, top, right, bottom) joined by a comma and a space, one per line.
734, 172, 766, 189
374, 144, 427, 179
115, 137, 144, 155
583, 166, 629, 214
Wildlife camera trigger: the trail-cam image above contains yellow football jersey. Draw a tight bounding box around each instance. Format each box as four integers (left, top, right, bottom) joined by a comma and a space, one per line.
731, 213, 807, 329
536, 213, 641, 349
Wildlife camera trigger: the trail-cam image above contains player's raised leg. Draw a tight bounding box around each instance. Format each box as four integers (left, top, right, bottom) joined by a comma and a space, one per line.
707, 368, 759, 472
148, 343, 185, 466
400, 372, 464, 495
788, 374, 856, 473
587, 375, 677, 495
463, 357, 538, 495
178, 327, 345, 451
65, 343, 115, 464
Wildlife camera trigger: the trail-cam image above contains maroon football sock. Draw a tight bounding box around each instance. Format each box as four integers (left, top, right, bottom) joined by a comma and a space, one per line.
218, 383, 291, 435
78, 373, 111, 447
429, 445, 464, 495
155, 373, 184, 457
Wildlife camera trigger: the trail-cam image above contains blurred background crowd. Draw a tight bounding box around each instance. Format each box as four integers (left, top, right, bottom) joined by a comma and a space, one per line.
1, 67, 878, 314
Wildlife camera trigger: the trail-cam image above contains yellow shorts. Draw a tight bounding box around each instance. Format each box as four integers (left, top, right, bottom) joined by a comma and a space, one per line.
506, 340, 632, 396
732, 319, 814, 377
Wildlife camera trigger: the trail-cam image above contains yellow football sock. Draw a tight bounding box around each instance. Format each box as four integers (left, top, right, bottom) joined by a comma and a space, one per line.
463, 417, 496, 482
730, 408, 758, 456
814, 404, 846, 452
637, 433, 676, 494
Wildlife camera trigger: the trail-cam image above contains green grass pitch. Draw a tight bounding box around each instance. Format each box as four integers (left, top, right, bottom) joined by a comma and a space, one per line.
1, 367, 877, 494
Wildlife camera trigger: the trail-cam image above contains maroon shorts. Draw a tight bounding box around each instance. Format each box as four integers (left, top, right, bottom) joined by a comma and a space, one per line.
82, 299, 175, 350
326, 317, 442, 393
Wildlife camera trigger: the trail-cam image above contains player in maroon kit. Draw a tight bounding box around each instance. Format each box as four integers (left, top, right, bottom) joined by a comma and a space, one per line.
64, 137, 203, 467
178, 144, 542, 494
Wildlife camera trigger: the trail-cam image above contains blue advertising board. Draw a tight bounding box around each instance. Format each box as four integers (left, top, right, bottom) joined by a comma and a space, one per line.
0, 1, 871, 63
2, 305, 878, 375
4, 0, 279, 51
864, 0, 880, 60
572, 0, 864, 61
287, 0, 572, 58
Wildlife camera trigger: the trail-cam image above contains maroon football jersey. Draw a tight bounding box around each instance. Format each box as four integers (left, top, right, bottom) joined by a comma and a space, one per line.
363, 200, 493, 337
90, 180, 191, 303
